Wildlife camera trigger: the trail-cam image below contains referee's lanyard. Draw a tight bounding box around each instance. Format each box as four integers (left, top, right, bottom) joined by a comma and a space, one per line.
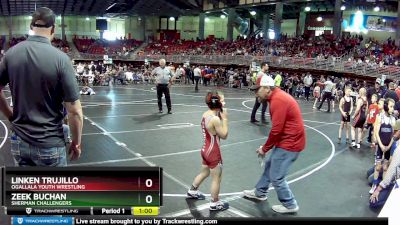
159, 68, 169, 86
163, 71, 169, 82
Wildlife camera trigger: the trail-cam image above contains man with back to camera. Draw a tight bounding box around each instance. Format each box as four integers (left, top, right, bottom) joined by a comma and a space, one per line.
152, 59, 174, 114
0, 7, 83, 166
250, 62, 269, 123
243, 75, 306, 214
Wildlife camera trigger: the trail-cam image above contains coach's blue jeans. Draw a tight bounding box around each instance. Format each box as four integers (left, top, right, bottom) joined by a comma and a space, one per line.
63, 124, 71, 143
10, 132, 67, 167
255, 147, 300, 209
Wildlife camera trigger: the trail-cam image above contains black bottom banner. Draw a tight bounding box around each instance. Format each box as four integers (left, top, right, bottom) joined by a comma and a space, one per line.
7, 217, 388, 225
73, 217, 387, 225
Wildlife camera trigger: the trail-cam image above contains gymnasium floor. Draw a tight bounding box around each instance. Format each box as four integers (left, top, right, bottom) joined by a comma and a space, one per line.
0, 84, 379, 220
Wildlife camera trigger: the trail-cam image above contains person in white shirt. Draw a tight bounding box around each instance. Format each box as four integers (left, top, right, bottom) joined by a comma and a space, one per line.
151, 59, 175, 114
80, 86, 96, 95
76, 63, 84, 75
317, 77, 334, 113
175, 65, 182, 79
193, 65, 202, 91
303, 73, 313, 101
250, 62, 269, 123
125, 71, 133, 82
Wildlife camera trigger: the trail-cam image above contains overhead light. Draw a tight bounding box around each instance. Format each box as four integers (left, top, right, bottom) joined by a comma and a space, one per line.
169, 17, 175, 21
205, 17, 210, 22
106, 18, 111, 22
340, 6, 346, 11
317, 16, 323, 22
86, 17, 90, 21
220, 14, 226, 19
268, 29, 275, 40
205, 11, 210, 14
305, 7, 311, 12
382, 19, 386, 22
374, 6, 380, 12
106, 3, 117, 11
103, 30, 117, 41
138, 17, 142, 21
250, 11, 256, 16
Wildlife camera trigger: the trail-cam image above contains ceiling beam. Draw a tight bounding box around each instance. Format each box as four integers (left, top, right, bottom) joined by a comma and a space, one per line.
87, 0, 96, 14
159, 0, 184, 14
62, 0, 68, 15
194, 0, 202, 8
74, 0, 84, 15
8, 0, 12, 14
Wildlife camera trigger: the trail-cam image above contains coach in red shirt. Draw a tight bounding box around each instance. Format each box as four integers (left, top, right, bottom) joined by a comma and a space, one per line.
243, 75, 306, 214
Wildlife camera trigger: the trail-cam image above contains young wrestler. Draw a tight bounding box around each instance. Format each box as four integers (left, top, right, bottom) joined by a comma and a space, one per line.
351, 88, 368, 149
187, 91, 229, 211
338, 88, 353, 144
312, 84, 321, 109
370, 98, 396, 194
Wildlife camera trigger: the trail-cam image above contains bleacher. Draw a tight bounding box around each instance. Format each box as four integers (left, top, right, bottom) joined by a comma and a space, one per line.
51, 37, 70, 53
144, 36, 265, 56
8, 36, 70, 53
9, 36, 27, 47
73, 37, 142, 56
73, 37, 96, 53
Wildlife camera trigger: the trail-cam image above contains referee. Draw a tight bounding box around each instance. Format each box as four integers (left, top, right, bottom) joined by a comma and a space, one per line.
152, 59, 174, 114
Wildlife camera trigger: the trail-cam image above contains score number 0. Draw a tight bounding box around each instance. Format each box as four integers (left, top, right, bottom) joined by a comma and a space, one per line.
145, 179, 152, 204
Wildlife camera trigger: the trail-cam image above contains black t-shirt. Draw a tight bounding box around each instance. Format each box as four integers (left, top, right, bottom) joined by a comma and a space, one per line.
384, 90, 399, 103
394, 101, 400, 112
0, 35, 79, 148
367, 87, 382, 105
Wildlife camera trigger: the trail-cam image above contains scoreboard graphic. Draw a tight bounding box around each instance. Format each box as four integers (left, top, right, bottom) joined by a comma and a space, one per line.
1, 167, 162, 216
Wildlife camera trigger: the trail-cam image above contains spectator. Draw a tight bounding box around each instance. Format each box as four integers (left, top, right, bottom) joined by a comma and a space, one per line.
303, 73, 313, 101
384, 82, 399, 103
0, 7, 83, 166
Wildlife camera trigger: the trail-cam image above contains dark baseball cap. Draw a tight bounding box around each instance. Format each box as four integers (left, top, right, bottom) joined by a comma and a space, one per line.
30, 7, 55, 28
